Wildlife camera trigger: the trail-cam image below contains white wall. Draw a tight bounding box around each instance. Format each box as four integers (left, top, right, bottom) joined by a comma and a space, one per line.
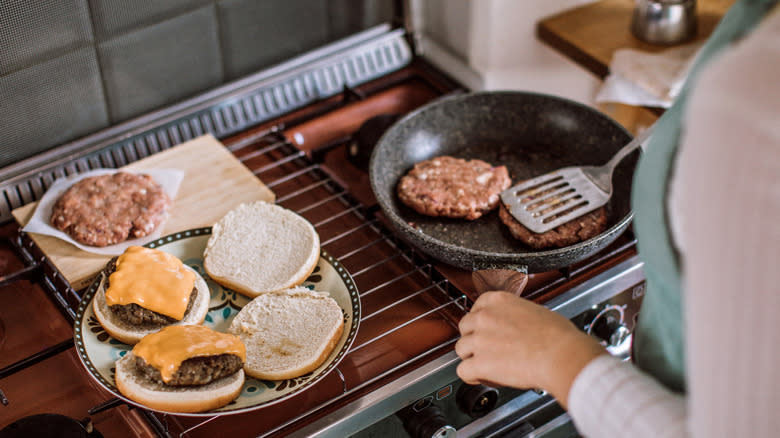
411, 0, 601, 106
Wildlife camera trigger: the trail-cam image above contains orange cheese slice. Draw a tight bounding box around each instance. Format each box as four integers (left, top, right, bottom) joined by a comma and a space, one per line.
105, 246, 195, 320
132, 325, 246, 384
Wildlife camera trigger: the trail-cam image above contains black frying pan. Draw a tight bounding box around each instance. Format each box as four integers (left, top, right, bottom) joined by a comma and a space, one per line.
369, 91, 639, 275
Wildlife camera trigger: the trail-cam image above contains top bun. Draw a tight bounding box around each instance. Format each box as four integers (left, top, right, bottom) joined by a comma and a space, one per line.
203, 201, 320, 298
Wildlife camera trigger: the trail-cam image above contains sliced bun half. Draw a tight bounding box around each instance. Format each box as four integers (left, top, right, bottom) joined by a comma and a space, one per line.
115, 352, 244, 413
92, 264, 210, 345
203, 201, 320, 298
228, 287, 344, 381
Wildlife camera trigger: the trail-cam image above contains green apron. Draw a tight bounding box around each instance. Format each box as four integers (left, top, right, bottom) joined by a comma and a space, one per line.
631, 0, 778, 393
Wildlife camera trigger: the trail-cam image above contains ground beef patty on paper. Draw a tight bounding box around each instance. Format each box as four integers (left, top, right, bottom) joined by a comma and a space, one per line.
51, 172, 171, 247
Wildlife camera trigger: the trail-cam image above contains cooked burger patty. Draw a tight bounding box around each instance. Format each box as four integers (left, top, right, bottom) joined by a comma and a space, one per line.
103, 257, 197, 327
51, 172, 171, 247
397, 156, 511, 220
135, 354, 244, 386
498, 202, 608, 249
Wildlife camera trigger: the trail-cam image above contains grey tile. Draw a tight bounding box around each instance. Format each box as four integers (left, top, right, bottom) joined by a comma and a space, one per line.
97, 4, 223, 122
327, 0, 395, 40
0, 48, 109, 168
88, 0, 213, 40
218, 0, 329, 80
0, 0, 94, 75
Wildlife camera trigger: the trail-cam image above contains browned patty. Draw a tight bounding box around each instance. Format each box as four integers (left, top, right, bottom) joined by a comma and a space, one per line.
135, 354, 243, 387
498, 202, 608, 250
397, 156, 511, 220
51, 172, 171, 247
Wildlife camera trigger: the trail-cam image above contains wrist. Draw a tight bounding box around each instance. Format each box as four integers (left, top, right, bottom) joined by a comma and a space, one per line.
541, 330, 607, 409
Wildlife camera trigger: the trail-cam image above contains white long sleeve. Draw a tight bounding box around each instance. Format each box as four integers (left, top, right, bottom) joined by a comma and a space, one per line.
568, 8, 780, 437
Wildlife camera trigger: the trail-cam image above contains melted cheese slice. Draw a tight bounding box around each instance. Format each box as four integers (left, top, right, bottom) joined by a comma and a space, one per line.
133, 325, 246, 383
105, 246, 195, 320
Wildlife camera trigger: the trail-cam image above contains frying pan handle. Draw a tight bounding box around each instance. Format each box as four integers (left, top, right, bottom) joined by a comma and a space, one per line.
472, 269, 529, 297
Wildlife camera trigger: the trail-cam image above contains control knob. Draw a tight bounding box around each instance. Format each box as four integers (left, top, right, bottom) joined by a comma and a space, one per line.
584, 305, 632, 358
456, 383, 499, 418
397, 404, 456, 438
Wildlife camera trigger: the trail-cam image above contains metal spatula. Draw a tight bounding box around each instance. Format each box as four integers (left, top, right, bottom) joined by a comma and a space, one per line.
500, 126, 654, 234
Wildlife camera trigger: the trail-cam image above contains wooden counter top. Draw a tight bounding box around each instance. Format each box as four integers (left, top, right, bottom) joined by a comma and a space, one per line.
537, 0, 735, 79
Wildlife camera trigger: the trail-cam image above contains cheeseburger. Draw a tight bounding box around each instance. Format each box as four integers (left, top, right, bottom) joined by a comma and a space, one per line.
115, 325, 246, 413
92, 246, 210, 345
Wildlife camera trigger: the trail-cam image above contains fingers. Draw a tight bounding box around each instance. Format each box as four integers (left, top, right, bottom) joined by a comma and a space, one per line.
457, 353, 508, 387
470, 290, 521, 312
456, 359, 482, 385
454, 330, 475, 360
460, 291, 519, 335
457, 308, 477, 336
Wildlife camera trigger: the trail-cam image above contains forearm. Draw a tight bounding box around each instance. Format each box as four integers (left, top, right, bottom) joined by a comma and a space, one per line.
569, 355, 687, 438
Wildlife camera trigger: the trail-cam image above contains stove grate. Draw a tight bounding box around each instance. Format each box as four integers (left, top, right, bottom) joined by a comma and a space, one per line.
0, 124, 468, 437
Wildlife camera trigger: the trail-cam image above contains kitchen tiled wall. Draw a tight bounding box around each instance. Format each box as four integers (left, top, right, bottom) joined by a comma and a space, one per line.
88, 0, 213, 39
96, 4, 223, 121
0, 0, 391, 168
218, 0, 330, 80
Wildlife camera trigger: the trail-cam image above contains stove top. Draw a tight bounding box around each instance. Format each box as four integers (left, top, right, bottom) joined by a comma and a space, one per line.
0, 63, 639, 437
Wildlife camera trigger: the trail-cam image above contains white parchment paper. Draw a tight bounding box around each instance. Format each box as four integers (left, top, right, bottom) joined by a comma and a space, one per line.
596, 42, 702, 108
23, 168, 184, 255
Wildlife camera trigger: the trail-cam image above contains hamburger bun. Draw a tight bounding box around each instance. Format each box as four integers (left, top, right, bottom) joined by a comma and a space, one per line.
92, 248, 210, 345
115, 326, 245, 413
203, 201, 320, 298
115, 353, 245, 413
228, 287, 344, 381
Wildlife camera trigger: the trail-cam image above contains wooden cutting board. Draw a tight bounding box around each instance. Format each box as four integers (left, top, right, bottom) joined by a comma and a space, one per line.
12, 134, 275, 291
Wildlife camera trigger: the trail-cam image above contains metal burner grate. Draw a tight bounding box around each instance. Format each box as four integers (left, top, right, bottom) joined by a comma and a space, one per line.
0, 122, 468, 437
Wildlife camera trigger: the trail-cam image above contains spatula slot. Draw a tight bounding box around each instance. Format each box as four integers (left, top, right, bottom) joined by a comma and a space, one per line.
532, 193, 583, 217
520, 181, 569, 204
526, 187, 576, 211
542, 200, 590, 224
514, 176, 565, 203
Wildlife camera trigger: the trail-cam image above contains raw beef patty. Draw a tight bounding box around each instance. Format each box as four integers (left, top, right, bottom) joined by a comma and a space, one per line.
50, 172, 171, 247
397, 156, 511, 220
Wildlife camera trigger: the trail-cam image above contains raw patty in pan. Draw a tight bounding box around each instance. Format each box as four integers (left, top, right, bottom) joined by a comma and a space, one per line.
397, 156, 511, 220
498, 202, 608, 250
50, 172, 171, 247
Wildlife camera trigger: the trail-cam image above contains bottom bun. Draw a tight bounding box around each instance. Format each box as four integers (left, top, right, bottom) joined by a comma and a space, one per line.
115, 353, 245, 413
92, 264, 210, 345
229, 287, 345, 381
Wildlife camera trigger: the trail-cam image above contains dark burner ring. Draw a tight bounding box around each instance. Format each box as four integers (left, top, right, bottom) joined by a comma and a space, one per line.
0, 414, 103, 438
348, 113, 400, 170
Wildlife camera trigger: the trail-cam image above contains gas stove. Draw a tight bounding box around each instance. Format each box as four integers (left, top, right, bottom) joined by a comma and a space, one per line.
0, 13, 644, 438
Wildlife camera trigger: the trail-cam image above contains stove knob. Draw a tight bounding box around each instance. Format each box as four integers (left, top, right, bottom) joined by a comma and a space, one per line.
584, 306, 623, 344
591, 315, 630, 347
585, 305, 633, 359
456, 383, 499, 418
397, 404, 456, 438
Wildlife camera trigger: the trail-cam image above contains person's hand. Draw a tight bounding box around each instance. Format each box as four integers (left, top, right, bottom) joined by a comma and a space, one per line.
455, 291, 607, 408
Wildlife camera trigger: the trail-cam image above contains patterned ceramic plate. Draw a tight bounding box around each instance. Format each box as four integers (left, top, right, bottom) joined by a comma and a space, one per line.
73, 227, 360, 417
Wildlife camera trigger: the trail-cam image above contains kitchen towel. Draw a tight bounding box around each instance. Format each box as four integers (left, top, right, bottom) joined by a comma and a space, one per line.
595, 42, 703, 108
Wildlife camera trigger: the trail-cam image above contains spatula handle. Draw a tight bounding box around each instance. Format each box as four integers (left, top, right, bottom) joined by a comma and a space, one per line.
472, 269, 529, 297
605, 123, 655, 170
